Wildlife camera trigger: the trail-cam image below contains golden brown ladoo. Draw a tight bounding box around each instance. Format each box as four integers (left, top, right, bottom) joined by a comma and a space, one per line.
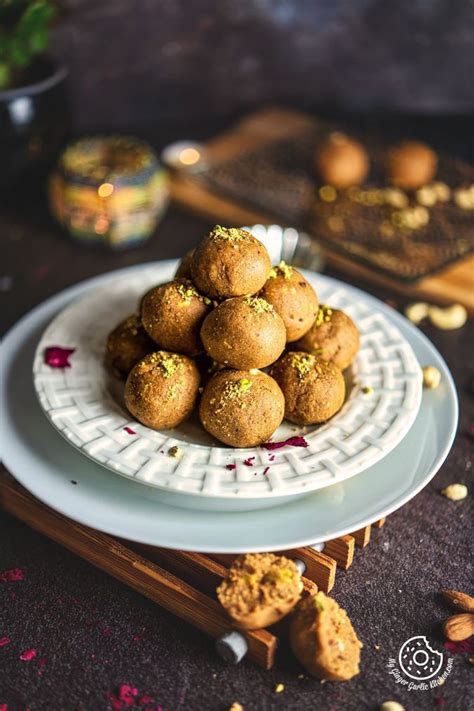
315, 132, 369, 188
386, 141, 437, 189
191, 225, 271, 298
105, 314, 155, 379
290, 592, 362, 681
296, 305, 360, 371
259, 262, 319, 342
217, 553, 303, 629
141, 278, 212, 356
199, 369, 285, 447
270, 351, 345, 425
124, 351, 200, 429
175, 248, 195, 279
201, 296, 286, 370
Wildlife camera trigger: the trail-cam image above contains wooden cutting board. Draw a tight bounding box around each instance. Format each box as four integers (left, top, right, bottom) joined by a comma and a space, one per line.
169, 107, 474, 313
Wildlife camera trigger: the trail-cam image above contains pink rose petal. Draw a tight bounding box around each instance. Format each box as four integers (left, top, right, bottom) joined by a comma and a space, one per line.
263, 466, 270, 476
0, 704, 7, 711
118, 685, 138, 707
138, 695, 155, 706
0, 568, 24, 582
443, 639, 474, 654
44, 346, 75, 369
225, 464, 236, 471
269, 454, 276, 461
0, 637, 11, 647
261, 436, 309, 450
20, 648, 37, 661
243, 457, 255, 466
124, 427, 137, 435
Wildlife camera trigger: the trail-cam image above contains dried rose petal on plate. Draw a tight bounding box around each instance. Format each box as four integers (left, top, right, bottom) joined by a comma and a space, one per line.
44, 346, 75, 369
261, 436, 309, 450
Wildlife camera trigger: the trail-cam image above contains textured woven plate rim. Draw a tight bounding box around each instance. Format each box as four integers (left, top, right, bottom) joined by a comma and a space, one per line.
34, 261, 422, 501
31, 261, 422, 501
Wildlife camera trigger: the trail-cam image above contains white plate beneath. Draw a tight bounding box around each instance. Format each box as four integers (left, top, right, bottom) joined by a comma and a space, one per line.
31, 263, 421, 509
1, 263, 457, 551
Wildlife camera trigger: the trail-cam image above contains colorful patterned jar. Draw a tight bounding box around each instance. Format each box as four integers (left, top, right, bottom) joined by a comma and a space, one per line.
49, 135, 168, 249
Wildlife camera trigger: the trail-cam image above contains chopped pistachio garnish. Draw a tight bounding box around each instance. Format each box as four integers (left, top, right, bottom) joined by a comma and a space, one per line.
175, 279, 211, 305
314, 304, 333, 327
122, 314, 141, 336
313, 593, 325, 612
149, 352, 182, 377
289, 352, 316, 379
243, 296, 274, 314
210, 225, 248, 242
362, 386, 373, 394
268, 261, 293, 280
222, 378, 253, 400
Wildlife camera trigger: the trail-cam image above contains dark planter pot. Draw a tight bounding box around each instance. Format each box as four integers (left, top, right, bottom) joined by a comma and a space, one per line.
0, 57, 70, 192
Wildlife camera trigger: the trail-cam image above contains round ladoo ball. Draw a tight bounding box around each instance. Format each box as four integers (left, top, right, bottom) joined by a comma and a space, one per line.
386, 141, 437, 189
141, 278, 212, 356
217, 553, 303, 630
270, 351, 345, 425
200, 296, 286, 369
315, 132, 369, 188
175, 248, 195, 279
295, 305, 359, 371
191, 225, 271, 298
259, 261, 319, 342
125, 351, 200, 430
290, 592, 362, 681
105, 314, 155, 379
199, 369, 285, 447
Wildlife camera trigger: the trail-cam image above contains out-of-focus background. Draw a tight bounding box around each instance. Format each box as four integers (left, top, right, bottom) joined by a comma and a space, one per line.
54, 0, 473, 132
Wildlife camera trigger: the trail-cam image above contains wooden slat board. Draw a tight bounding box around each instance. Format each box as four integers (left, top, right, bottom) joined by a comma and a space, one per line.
169, 107, 474, 312
0, 473, 388, 670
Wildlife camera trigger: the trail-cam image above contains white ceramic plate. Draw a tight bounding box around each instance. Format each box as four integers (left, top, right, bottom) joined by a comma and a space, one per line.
31, 263, 422, 509
0, 264, 457, 551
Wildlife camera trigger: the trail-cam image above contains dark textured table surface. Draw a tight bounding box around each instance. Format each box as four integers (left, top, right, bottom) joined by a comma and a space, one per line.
1, 151, 473, 709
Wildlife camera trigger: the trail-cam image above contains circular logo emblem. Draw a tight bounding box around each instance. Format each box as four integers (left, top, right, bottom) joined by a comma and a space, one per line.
398, 636, 444, 680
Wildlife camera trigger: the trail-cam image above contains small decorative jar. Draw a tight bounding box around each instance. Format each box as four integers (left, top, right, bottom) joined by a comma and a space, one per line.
49, 135, 169, 249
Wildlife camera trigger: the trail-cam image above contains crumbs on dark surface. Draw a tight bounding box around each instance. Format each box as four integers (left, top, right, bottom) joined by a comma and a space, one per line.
70, 480, 77, 485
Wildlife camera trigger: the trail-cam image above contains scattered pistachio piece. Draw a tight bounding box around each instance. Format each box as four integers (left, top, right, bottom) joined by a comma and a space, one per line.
379, 702, 405, 711
362, 386, 373, 394
428, 304, 467, 330
441, 484, 468, 501
422, 365, 441, 389
274, 683, 285, 693
405, 302, 429, 325
168, 445, 182, 458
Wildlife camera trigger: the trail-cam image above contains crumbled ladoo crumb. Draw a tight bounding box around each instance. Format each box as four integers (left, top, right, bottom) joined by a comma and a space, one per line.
274, 683, 285, 693
289, 353, 316, 379
243, 296, 275, 314
168, 445, 182, 458
441, 484, 468, 501
422, 365, 441, 389
314, 304, 333, 327
176, 279, 211, 305
268, 261, 293, 280
228, 703, 244, 711
148, 352, 182, 377
210, 225, 247, 242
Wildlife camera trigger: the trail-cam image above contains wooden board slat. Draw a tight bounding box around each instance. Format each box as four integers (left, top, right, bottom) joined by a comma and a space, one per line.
324, 535, 355, 570
352, 525, 372, 548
